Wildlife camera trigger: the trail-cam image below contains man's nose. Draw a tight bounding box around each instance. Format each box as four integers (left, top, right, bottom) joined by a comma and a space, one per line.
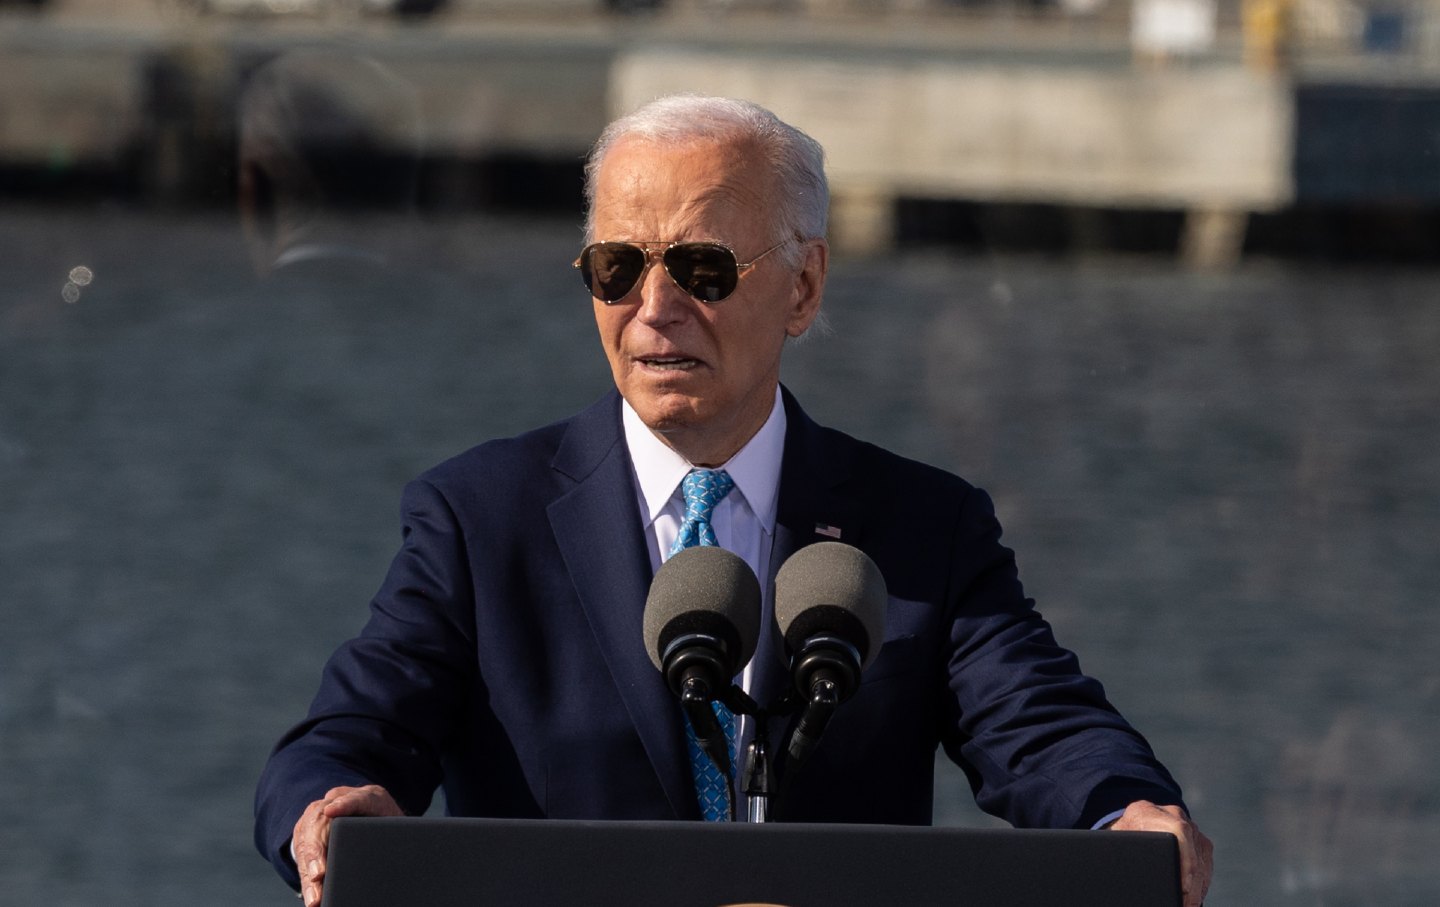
634, 253, 690, 324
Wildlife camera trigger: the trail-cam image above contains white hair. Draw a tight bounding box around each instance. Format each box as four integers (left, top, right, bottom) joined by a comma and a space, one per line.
583, 94, 829, 263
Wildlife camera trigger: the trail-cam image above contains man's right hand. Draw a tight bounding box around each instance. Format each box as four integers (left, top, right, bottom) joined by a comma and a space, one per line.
293, 784, 404, 907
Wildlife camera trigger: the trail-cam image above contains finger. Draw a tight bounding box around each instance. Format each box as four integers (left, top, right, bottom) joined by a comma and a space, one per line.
1139, 808, 1198, 907
302, 821, 333, 907
294, 796, 343, 907
299, 842, 325, 907
295, 786, 401, 907
302, 868, 323, 907
1108, 802, 1210, 907
1189, 828, 1215, 907
1163, 812, 1208, 907
293, 806, 327, 877
1174, 826, 1199, 907
321, 784, 403, 819
319, 789, 373, 818
1165, 812, 1203, 907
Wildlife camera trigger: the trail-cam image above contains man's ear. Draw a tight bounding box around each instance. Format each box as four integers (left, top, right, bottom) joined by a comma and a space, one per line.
785, 238, 829, 338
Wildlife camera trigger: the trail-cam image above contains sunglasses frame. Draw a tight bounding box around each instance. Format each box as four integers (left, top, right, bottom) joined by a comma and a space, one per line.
573, 238, 790, 304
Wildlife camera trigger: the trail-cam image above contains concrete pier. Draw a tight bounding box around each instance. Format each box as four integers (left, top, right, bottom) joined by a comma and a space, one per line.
611, 46, 1293, 263
2, 4, 1437, 263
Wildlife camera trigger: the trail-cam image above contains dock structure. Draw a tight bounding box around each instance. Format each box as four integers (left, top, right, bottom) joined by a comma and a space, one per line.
1, 4, 1434, 265
611, 46, 1293, 266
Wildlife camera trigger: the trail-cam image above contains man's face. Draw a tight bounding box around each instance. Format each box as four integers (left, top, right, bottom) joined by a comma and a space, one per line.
588, 136, 825, 465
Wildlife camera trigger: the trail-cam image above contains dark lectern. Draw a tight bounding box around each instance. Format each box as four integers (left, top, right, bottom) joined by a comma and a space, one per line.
321, 817, 1180, 907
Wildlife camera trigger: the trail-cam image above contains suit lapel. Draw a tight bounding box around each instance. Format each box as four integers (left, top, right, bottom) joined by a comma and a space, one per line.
774, 387, 864, 545
546, 392, 695, 818
750, 388, 864, 740
544, 388, 864, 816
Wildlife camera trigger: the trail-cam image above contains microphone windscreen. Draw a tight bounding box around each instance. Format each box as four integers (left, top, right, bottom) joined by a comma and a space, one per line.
774, 542, 887, 670
643, 545, 762, 675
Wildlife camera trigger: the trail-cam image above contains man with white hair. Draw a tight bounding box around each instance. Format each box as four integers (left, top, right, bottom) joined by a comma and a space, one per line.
256, 94, 1213, 907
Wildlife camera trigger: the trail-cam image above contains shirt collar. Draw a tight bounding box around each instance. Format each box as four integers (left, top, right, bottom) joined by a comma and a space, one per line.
622, 387, 787, 532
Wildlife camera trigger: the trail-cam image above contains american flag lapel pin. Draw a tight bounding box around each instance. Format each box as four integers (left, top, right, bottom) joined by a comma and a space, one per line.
814, 522, 842, 540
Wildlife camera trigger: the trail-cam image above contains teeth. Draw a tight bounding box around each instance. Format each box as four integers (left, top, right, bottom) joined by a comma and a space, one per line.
643, 357, 697, 371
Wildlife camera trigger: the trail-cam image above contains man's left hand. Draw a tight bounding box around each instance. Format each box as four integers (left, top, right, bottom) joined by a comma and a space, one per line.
1109, 800, 1213, 907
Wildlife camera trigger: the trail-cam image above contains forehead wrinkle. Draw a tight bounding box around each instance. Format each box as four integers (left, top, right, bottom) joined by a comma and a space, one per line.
676, 180, 768, 237
594, 136, 774, 244
676, 140, 773, 235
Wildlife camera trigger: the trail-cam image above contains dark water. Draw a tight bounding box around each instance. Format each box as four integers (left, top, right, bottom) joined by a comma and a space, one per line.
2, 206, 1437, 905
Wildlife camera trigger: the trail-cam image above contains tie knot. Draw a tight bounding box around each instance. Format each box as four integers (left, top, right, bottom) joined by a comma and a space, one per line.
669, 469, 735, 556
681, 469, 735, 523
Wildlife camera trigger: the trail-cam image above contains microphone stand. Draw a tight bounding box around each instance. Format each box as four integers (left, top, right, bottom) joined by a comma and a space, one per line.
740, 713, 774, 823
703, 670, 852, 824
711, 688, 783, 823
735, 689, 803, 823
717, 685, 767, 823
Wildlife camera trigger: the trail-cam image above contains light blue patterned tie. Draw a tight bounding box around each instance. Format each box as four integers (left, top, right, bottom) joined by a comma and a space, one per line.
669, 468, 737, 822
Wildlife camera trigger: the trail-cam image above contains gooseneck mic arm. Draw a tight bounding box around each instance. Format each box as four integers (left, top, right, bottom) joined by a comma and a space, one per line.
643, 546, 763, 821
680, 675, 732, 781
784, 634, 863, 768
772, 543, 889, 804
786, 681, 837, 768
662, 631, 746, 781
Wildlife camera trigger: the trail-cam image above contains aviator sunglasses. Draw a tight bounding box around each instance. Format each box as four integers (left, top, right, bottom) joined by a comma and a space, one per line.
574, 239, 789, 304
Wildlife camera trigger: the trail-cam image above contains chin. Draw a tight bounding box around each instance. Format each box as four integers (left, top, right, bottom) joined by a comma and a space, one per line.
636, 401, 701, 433
629, 391, 710, 433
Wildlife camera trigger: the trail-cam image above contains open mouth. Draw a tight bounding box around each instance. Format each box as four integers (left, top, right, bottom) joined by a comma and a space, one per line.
639, 356, 701, 372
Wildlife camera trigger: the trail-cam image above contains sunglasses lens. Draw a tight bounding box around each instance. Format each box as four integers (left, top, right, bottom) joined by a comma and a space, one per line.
580, 242, 647, 302
663, 243, 739, 303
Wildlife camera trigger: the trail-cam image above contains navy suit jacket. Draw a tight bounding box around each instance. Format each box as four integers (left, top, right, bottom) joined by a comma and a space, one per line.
255, 387, 1183, 888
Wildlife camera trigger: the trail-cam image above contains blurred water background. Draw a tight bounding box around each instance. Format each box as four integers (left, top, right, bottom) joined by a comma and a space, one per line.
4, 1, 1440, 904
5, 204, 1438, 905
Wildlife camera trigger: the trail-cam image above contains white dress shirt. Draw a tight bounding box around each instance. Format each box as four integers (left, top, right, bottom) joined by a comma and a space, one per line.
622, 385, 787, 756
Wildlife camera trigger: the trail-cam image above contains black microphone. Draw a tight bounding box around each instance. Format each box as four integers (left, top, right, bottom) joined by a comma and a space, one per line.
774, 541, 887, 769
644, 545, 762, 782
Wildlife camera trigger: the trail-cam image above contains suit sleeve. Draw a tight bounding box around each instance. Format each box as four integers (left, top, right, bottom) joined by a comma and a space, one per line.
253, 478, 477, 888
937, 485, 1185, 829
